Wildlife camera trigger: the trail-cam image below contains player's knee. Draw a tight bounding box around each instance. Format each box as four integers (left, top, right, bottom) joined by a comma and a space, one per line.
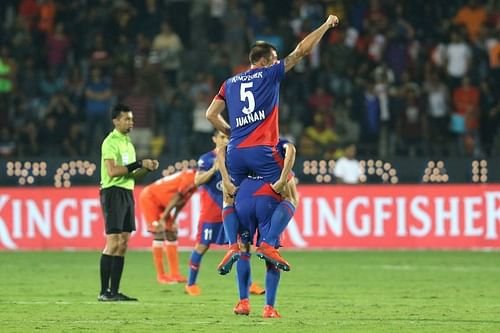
117, 237, 129, 254
195, 243, 208, 254
165, 230, 177, 242
104, 235, 120, 254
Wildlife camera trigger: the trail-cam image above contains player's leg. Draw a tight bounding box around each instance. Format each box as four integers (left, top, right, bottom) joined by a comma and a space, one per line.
109, 231, 137, 301
164, 225, 187, 283
185, 242, 207, 296
98, 233, 120, 301
187, 222, 226, 294
109, 192, 138, 301
233, 240, 253, 315
253, 185, 291, 271
232, 196, 257, 315
140, 192, 172, 284
220, 147, 250, 251
264, 178, 298, 246
217, 195, 241, 275
98, 187, 137, 301
263, 261, 281, 318
152, 231, 173, 284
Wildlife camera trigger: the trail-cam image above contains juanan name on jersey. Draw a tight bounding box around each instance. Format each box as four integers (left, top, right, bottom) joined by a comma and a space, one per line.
236, 109, 266, 127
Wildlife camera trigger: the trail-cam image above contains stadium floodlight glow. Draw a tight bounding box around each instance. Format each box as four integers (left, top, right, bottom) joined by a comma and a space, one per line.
423, 160, 449, 183
472, 160, 488, 183
54, 160, 96, 187
358, 159, 398, 184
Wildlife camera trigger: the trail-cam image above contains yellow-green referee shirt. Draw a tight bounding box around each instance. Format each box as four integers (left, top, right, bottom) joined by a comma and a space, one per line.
100, 129, 136, 190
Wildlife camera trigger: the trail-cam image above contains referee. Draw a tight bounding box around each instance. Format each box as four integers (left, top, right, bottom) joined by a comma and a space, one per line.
98, 104, 159, 301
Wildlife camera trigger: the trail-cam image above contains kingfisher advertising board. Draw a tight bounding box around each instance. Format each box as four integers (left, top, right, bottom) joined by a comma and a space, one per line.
0, 185, 499, 250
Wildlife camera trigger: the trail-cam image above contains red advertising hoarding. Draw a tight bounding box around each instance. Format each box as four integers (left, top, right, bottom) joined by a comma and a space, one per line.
0, 185, 499, 250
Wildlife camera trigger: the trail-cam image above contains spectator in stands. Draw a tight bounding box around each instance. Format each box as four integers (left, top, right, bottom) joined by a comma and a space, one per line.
445, 30, 472, 93
334, 142, 360, 184
152, 21, 183, 86
84, 67, 113, 154
0, 45, 16, 109
123, 83, 155, 157
479, 79, 499, 156
303, 113, 339, 159
454, 0, 487, 42
452, 76, 480, 156
46, 22, 71, 75
396, 87, 427, 157
62, 122, 86, 157
423, 72, 450, 156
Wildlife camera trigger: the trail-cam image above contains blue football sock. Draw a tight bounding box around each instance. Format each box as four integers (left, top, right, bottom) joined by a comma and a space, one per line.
236, 252, 251, 300
265, 262, 280, 306
188, 250, 203, 286
264, 200, 296, 247
222, 205, 239, 244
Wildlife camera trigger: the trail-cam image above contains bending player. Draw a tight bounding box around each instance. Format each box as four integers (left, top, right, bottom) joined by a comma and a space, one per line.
139, 169, 198, 284
206, 14, 339, 272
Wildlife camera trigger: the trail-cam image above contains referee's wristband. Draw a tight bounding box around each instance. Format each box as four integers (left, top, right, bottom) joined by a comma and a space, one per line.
126, 160, 142, 173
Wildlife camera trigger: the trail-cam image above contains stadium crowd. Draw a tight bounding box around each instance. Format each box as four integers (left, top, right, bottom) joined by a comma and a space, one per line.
0, 0, 499, 160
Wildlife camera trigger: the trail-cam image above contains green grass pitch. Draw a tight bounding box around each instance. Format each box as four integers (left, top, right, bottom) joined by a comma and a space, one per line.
1, 250, 499, 332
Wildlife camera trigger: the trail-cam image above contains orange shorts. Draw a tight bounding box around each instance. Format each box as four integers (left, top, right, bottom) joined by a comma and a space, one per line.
139, 188, 174, 233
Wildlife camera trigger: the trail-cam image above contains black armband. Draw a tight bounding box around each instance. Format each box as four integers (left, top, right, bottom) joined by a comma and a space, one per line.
126, 160, 142, 172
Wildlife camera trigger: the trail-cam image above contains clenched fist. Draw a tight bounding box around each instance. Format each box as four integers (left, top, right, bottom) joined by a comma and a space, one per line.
326, 15, 339, 28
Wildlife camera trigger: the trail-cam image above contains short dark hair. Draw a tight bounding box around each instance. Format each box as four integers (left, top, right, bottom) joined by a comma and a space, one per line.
111, 104, 132, 120
249, 41, 277, 65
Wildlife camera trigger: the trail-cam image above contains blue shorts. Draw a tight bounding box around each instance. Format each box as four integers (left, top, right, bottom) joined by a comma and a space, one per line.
235, 179, 281, 246
226, 145, 283, 186
196, 222, 227, 246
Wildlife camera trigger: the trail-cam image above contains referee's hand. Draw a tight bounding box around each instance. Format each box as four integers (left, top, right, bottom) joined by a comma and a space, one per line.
142, 159, 159, 171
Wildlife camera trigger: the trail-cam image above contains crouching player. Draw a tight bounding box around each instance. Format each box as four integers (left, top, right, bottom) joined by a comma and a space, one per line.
219, 140, 298, 317
139, 169, 198, 284
233, 177, 293, 318
217, 139, 297, 276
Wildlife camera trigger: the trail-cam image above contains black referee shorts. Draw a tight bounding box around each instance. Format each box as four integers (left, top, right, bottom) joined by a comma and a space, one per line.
100, 186, 136, 234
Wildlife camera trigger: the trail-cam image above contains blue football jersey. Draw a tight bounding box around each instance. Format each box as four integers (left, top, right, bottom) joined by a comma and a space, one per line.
197, 150, 223, 222
215, 61, 286, 149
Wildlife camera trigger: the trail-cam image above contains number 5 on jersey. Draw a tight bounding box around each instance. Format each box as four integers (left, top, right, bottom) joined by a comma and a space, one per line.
240, 82, 255, 115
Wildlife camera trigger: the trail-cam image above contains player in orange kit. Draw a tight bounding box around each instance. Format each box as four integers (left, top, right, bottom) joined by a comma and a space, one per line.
139, 169, 198, 284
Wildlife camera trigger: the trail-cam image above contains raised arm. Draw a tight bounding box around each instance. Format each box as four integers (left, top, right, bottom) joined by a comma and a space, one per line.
284, 14, 339, 73
206, 99, 230, 136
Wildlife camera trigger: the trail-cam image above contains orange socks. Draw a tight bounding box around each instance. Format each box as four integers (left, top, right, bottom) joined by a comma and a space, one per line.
152, 240, 165, 277
165, 241, 180, 276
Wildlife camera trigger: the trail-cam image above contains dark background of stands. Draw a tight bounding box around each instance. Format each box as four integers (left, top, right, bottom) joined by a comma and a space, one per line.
0, 0, 499, 185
